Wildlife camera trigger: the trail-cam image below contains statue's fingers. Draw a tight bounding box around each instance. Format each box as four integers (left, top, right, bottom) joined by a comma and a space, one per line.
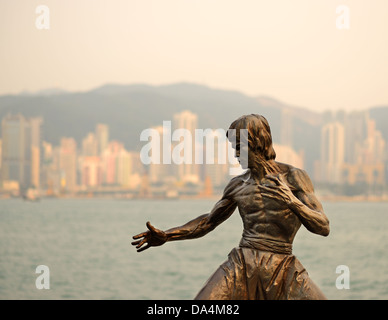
259, 186, 282, 199
131, 239, 144, 246
132, 232, 147, 240
262, 184, 287, 193
137, 244, 151, 253
258, 184, 277, 192
146, 221, 157, 232
136, 238, 147, 249
260, 192, 278, 200
265, 175, 281, 185
260, 191, 272, 197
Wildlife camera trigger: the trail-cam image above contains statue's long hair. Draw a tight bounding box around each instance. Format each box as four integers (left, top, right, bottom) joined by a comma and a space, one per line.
226, 114, 280, 175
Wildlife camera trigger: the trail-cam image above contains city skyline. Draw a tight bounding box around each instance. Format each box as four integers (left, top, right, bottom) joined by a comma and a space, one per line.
1, 107, 386, 198
316, 110, 386, 191
0, 110, 304, 196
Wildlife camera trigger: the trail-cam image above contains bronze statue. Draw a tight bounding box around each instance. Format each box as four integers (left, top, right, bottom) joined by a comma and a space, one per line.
132, 114, 330, 300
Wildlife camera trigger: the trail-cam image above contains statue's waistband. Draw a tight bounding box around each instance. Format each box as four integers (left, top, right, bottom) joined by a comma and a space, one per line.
239, 236, 293, 255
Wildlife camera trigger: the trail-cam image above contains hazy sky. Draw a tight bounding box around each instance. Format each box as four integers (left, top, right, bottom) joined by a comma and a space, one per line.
1, 0, 388, 112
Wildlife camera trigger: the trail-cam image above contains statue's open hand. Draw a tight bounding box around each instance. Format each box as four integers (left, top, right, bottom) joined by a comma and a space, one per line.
131, 221, 168, 252
259, 174, 295, 206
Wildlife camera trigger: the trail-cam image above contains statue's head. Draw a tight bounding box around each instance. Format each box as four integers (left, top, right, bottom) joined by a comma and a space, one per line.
226, 114, 276, 169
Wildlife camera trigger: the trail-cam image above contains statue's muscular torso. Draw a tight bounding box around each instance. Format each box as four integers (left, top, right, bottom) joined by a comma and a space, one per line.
225, 162, 308, 245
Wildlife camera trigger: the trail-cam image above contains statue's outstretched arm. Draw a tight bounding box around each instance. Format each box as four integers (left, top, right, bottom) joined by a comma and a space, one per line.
132, 177, 240, 252
164, 197, 237, 242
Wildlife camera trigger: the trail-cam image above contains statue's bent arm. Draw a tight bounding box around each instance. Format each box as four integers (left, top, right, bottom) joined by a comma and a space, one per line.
287, 168, 330, 236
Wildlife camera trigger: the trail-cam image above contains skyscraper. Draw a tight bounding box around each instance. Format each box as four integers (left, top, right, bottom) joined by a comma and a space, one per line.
101, 140, 123, 185
82, 132, 98, 156
29, 117, 43, 188
96, 124, 109, 156
320, 121, 345, 184
273, 143, 304, 170
80, 156, 102, 187
59, 137, 77, 192
204, 130, 228, 188
1, 114, 26, 187
344, 111, 368, 164
173, 110, 199, 183
362, 117, 385, 166
0, 139, 2, 172
116, 148, 132, 186
148, 126, 171, 183
1, 114, 42, 190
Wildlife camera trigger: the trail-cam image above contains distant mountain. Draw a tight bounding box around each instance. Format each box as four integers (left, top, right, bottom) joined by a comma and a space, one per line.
1, 82, 386, 175
18, 88, 69, 96
255, 96, 322, 126
0, 82, 286, 148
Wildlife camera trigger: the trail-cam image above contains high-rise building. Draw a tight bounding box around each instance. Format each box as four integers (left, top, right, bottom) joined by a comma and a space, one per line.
173, 110, 199, 183
340, 116, 386, 186
320, 122, 345, 184
149, 126, 171, 183
116, 148, 132, 186
344, 111, 369, 164
1, 114, 28, 187
29, 117, 42, 188
0, 139, 2, 171
96, 124, 109, 155
82, 132, 98, 156
203, 131, 228, 188
129, 151, 144, 176
127, 151, 143, 189
41, 141, 56, 193
273, 143, 304, 170
101, 140, 123, 185
99, 141, 138, 186
59, 137, 77, 192
80, 156, 102, 187
362, 117, 385, 165
1, 114, 42, 190
315, 110, 386, 187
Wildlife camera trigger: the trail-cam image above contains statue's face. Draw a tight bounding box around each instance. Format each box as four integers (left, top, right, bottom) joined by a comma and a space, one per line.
228, 115, 274, 171
231, 140, 251, 170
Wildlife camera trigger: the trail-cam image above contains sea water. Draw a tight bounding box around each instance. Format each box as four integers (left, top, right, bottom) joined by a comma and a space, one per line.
0, 198, 387, 300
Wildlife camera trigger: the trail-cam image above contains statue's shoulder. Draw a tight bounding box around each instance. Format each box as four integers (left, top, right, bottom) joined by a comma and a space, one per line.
222, 171, 248, 198
277, 162, 314, 193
